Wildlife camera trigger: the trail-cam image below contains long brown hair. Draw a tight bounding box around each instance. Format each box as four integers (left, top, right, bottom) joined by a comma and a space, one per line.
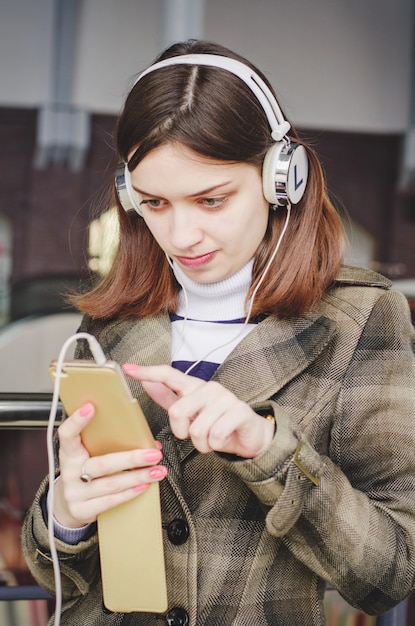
73, 40, 344, 320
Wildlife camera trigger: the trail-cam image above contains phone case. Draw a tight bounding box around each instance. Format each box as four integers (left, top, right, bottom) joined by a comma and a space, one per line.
49, 360, 168, 613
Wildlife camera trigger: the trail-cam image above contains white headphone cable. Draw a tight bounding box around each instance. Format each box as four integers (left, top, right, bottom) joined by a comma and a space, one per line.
46, 332, 106, 626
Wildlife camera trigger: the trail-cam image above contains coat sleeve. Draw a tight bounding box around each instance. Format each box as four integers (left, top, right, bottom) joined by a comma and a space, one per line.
21, 477, 100, 599
223, 289, 415, 615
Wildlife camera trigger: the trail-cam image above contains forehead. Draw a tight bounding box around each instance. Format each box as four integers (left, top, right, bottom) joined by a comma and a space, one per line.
128, 142, 236, 169
129, 142, 260, 195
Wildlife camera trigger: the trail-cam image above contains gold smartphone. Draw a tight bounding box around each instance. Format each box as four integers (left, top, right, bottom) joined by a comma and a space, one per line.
49, 359, 168, 613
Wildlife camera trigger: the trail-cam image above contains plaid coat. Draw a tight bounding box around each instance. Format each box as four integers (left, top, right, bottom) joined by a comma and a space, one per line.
22, 266, 415, 626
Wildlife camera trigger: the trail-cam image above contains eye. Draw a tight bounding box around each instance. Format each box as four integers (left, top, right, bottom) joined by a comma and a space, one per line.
200, 197, 226, 209
139, 198, 165, 210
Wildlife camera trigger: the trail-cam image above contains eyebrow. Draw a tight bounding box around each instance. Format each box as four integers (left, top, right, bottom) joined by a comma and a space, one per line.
132, 181, 233, 198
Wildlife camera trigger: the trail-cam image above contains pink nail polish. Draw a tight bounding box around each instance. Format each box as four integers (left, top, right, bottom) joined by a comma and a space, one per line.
149, 466, 167, 479
79, 402, 94, 417
134, 483, 149, 493
144, 449, 162, 463
123, 363, 139, 374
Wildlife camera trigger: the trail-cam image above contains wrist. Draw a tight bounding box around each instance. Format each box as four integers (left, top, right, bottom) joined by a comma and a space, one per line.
254, 406, 276, 456
263, 412, 277, 434
255, 405, 277, 433
51, 477, 90, 529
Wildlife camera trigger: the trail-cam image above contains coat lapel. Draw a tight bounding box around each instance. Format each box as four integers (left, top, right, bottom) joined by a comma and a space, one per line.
213, 313, 337, 404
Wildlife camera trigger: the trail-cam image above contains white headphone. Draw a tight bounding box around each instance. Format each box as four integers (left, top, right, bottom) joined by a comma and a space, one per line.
115, 54, 308, 216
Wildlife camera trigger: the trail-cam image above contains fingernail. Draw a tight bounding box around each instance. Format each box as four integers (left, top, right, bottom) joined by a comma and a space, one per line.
144, 449, 162, 463
134, 483, 149, 493
155, 440, 162, 451
79, 402, 94, 417
149, 466, 168, 479
123, 363, 139, 375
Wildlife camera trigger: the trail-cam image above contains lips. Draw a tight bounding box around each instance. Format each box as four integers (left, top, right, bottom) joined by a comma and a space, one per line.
176, 251, 217, 268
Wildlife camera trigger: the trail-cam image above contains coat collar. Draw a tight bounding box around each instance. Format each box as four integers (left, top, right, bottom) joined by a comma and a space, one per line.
335, 264, 391, 288
213, 313, 336, 403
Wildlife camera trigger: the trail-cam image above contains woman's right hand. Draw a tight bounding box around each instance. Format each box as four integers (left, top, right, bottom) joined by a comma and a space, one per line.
54, 402, 167, 529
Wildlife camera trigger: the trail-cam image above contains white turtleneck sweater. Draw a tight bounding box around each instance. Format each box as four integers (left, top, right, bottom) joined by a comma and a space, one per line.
170, 259, 259, 380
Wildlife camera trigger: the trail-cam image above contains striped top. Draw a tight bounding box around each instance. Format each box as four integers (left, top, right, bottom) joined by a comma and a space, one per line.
170, 259, 258, 380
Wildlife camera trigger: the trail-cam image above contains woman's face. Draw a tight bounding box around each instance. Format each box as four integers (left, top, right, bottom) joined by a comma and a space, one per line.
129, 142, 270, 283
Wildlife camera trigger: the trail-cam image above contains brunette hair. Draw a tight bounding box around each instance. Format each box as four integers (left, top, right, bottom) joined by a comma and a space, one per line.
72, 40, 344, 320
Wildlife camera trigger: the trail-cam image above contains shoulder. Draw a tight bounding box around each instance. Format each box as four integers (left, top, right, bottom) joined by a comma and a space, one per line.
321, 265, 411, 330
75, 312, 171, 360
334, 265, 392, 290
75, 315, 141, 358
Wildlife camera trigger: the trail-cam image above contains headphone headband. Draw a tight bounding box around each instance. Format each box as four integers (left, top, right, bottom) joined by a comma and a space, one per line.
116, 52, 308, 214
134, 54, 291, 142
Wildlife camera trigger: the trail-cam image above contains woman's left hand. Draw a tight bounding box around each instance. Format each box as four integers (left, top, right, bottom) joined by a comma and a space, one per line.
123, 364, 274, 458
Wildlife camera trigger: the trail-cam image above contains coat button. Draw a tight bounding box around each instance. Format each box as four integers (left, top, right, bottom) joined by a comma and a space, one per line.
165, 607, 189, 625
167, 519, 189, 545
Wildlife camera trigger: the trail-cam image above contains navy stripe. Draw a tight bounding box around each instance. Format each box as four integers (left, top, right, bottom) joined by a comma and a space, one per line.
170, 313, 247, 325
172, 360, 220, 380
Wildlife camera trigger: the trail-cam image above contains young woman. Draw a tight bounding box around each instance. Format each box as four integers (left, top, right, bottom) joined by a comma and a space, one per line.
22, 40, 415, 626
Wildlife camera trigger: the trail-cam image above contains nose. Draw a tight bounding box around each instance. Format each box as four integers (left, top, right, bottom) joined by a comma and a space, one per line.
169, 206, 203, 250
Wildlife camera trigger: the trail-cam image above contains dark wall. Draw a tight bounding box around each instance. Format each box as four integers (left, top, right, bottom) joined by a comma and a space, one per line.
304, 129, 414, 278
0, 108, 117, 319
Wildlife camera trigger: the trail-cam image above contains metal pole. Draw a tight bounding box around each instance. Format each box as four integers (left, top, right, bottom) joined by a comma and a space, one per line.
161, 0, 205, 48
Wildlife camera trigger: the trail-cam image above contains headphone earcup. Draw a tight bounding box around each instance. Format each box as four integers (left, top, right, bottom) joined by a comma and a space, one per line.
115, 162, 143, 216
262, 141, 308, 206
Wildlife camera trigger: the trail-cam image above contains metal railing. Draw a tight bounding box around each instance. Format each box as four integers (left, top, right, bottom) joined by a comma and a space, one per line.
0, 393, 62, 604
0, 393, 64, 429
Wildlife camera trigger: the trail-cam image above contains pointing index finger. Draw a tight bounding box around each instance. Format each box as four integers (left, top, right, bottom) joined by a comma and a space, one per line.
123, 364, 202, 397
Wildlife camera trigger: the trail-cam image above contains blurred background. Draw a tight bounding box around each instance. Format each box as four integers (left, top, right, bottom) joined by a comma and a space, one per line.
0, 1, 414, 624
